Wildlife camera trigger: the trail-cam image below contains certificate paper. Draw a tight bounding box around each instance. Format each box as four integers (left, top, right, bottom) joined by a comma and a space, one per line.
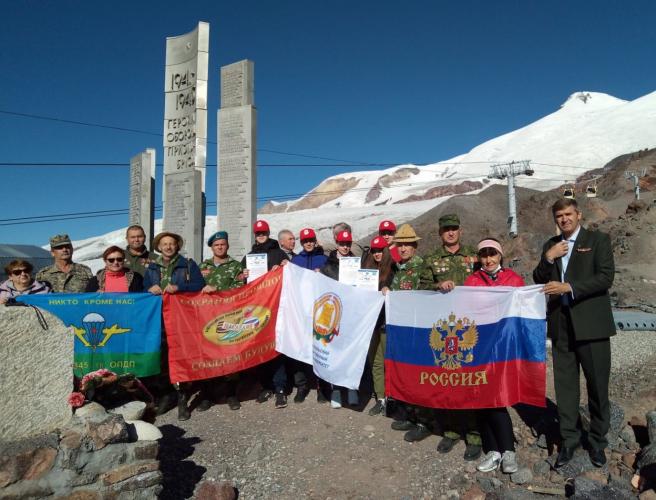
246, 253, 268, 283
338, 257, 361, 286
356, 269, 379, 291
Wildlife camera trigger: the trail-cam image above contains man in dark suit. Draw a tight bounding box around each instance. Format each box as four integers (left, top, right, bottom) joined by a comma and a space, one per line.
533, 198, 615, 468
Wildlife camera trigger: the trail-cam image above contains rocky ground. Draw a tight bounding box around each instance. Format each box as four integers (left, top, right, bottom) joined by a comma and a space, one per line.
154, 329, 656, 499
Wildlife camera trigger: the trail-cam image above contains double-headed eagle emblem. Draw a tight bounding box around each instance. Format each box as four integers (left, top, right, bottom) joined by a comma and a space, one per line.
429, 313, 478, 370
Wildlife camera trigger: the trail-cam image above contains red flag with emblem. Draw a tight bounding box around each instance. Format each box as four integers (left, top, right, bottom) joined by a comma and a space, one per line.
163, 268, 283, 383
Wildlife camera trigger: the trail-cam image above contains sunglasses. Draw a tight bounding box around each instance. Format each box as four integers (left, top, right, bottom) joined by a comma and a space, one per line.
106, 257, 125, 263
11, 269, 30, 276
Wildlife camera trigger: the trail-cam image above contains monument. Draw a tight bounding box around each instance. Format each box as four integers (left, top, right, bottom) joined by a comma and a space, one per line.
218, 60, 257, 259
162, 22, 209, 262
129, 148, 156, 248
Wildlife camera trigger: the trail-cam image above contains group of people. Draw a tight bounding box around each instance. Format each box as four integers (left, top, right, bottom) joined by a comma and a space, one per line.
0, 197, 616, 473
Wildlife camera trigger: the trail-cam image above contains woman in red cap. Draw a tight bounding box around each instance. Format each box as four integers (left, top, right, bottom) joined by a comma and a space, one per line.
361, 236, 395, 415
320, 229, 360, 408
464, 238, 524, 474
379, 220, 401, 263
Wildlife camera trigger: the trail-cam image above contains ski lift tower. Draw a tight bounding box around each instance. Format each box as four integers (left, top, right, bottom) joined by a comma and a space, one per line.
488, 160, 534, 238
625, 168, 647, 200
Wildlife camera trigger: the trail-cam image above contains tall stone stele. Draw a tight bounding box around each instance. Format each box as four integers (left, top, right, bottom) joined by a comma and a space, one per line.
129, 148, 156, 248
218, 60, 257, 260
162, 22, 209, 262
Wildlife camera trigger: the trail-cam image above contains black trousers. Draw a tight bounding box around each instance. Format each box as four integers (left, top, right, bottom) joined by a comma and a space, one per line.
477, 408, 515, 453
552, 307, 611, 449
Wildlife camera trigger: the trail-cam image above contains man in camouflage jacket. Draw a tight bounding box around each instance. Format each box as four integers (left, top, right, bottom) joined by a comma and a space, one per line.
419, 214, 482, 461
196, 231, 245, 411
36, 234, 92, 293
200, 231, 244, 291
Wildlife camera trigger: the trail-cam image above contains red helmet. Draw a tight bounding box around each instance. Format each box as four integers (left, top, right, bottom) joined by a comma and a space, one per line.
299, 228, 316, 241
253, 220, 270, 233
379, 220, 396, 232
335, 230, 352, 243
370, 236, 387, 250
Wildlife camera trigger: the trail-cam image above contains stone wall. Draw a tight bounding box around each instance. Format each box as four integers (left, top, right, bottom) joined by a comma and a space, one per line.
0, 405, 161, 499
0, 305, 73, 440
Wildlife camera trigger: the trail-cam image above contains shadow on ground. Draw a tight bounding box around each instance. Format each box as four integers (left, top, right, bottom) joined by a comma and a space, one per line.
158, 424, 206, 499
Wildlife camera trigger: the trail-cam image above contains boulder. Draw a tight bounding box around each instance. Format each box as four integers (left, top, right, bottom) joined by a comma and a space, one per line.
125, 420, 162, 441
109, 401, 146, 421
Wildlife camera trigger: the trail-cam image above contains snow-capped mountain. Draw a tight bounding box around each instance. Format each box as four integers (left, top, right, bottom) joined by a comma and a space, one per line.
261, 91, 656, 212
73, 90, 656, 270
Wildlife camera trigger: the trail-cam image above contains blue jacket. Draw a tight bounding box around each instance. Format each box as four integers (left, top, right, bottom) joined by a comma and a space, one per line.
291, 247, 328, 271
143, 255, 205, 292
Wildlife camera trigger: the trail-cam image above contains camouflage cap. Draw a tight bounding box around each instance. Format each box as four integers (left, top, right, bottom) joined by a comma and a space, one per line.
438, 214, 460, 229
50, 234, 72, 248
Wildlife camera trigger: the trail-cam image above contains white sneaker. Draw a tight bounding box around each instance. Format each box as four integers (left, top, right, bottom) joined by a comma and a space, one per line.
501, 450, 518, 473
330, 390, 342, 409
476, 451, 501, 472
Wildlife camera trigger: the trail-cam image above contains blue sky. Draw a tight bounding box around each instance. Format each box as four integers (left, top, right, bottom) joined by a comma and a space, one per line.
1, 0, 655, 245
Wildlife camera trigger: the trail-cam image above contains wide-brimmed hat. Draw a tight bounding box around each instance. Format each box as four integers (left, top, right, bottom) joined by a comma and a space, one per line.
153, 231, 184, 252
394, 224, 421, 243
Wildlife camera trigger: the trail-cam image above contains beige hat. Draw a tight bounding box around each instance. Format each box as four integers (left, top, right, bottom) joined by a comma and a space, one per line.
394, 224, 421, 243
152, 231, 184, 252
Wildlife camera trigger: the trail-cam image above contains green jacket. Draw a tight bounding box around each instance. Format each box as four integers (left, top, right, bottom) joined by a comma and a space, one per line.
420, 244, 478, 290
124, 246, 151, 277
199, 256, 244, 290
36, 262, 93, 293
391, 255, 424, 291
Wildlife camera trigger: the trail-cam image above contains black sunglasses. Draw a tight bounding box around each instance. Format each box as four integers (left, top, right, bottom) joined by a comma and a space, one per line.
11, 269, 30, 276
106, 257, 125, 263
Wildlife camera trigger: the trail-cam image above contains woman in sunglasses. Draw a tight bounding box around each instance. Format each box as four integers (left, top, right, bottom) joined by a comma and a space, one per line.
0, 260, 51, 303
85, 246, 144, 292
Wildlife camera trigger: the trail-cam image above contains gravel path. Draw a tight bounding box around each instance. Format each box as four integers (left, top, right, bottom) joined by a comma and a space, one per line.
155, 329, 656, 499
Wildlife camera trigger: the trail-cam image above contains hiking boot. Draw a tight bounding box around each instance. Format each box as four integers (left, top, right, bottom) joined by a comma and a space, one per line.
477, 451, 501, 472
317, 390, 328, 404
275, 392, 288, 409
368, 399, 386, 416
330, 390, 342, 409
227, 396, 241, 411
256, 389, 273, 403
391, 420, 417, 432
464, 443, 482, 461
501, 450, 518, 473
196, 398, 212, 412
155, 391, 178, 416
294, 386, 310, 404
404, 423, 431, 442
437, 436, 459, 453
177, 393, 191, 421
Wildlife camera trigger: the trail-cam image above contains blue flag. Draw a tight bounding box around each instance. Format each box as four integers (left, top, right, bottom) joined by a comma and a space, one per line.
19, 293, 161, 377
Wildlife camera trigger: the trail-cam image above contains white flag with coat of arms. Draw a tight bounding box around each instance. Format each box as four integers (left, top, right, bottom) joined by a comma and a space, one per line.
276, 263, 385, 389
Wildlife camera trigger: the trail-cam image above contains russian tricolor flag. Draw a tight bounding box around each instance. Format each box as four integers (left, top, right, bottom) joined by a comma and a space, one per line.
385, 286, 547, 409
